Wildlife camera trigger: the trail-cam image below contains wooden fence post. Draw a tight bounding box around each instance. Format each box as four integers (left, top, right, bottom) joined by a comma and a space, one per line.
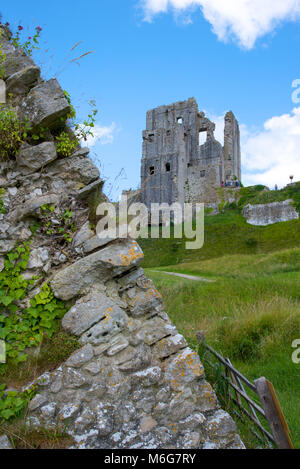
254, 377, 294, 449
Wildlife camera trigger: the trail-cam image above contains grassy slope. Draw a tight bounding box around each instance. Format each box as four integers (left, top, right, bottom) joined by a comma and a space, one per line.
140, 203, 300, 448
139, 211, 300, 268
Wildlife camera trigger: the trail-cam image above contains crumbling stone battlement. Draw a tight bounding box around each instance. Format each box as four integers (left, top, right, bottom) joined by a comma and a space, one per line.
141, 98, 241, 208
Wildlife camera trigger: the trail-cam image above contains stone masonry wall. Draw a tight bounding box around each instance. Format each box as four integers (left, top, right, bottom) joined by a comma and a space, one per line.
0, 26, 244, 449
243, 200, 299, 226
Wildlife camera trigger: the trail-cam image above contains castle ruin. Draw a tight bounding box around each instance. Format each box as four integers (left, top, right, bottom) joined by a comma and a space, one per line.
141, 98, 241, 209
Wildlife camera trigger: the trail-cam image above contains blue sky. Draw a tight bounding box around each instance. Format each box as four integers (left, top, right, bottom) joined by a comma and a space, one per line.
2, 0, 300, 199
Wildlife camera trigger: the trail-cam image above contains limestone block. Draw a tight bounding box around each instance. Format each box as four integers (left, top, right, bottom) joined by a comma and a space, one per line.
79, 305, 128, 346
179, 412, 206, 431
115, 344, 151, 372
2, 53, 36, 79
83, 235, 113, 254
122, 281, 162, 317
140, 416, 157, 433
44, 152, 100, 186
0, 239, 16, 254
6, 65, 40, 95
141, 316, 176, 346
195, 380, 218, 412
63, 368, 88, 389
58, 403, 81, 421
8, 193, 60, 221
16, 142, 57, 173
73, 221, 94, 247
29, 394, 48, 411
164, 348, 204, 391
77, 179, 104, 200
40, 402, 57, 419
205, 409, 237, 439
51, 239, 144, 300
0, 435, 13, 449
106, 336, 129, 356
27, 247, 49, 269
131, 366, 162, 387
62, 290, 118, 336
21, 78, 70, 129
152, 333, 187, 359
65, 345, 94, 368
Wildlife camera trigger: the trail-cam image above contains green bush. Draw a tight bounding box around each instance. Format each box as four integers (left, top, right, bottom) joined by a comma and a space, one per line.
55, 131, 78, 157
0, 243, 67, 367
0, 105, 29, 159
0, 384, 36, 422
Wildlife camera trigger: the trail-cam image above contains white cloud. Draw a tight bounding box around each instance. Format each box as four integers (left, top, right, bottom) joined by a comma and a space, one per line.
80, 122, 116, 147
208, 108, 300, 188
141, 0, 300, 48
241, 107, 300, 188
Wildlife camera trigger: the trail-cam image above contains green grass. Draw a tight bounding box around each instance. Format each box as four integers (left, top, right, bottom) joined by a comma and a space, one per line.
238, 181, 300, 212
0, 330, 79, 390
139, 210, 300, 268
144, 246, 300, 448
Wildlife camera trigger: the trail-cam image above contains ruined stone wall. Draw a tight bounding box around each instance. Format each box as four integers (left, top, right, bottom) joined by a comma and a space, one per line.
141, 99, 241, 208
224, 111, 241, 181
0, 27, 244, 449
243, 200, 299, 226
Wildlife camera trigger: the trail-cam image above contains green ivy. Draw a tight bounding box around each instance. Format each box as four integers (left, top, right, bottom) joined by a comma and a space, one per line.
0, 383, 36, 422
0, 242, 33, 315
0, 243, 67, 366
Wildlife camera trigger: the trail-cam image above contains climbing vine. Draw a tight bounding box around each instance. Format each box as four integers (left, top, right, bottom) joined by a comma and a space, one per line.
0, 243, 67, 368
54, 92, 98, 157
0, 384, 36, 422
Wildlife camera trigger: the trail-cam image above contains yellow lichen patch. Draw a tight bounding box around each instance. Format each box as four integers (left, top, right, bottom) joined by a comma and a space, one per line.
109, 377, 126, 387
171, 379, 180, 389
102, 308, 112, 325
169, 423, 178, 433
120, 245, 143, 266
174, 350, 203, 378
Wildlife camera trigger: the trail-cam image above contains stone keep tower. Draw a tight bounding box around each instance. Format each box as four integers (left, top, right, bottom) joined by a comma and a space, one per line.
141, 98, 241, 209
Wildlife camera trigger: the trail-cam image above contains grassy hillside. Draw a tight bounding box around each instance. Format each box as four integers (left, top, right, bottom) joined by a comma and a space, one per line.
140, 189, 300, 448
139, 210, 300, 268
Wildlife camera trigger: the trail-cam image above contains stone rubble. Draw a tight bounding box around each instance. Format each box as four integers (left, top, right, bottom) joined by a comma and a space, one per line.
243, 200, 299, 226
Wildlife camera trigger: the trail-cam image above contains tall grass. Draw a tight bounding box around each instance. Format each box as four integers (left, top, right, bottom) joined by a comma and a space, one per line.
145, 247, 300, 447
139, 211, 300, 268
